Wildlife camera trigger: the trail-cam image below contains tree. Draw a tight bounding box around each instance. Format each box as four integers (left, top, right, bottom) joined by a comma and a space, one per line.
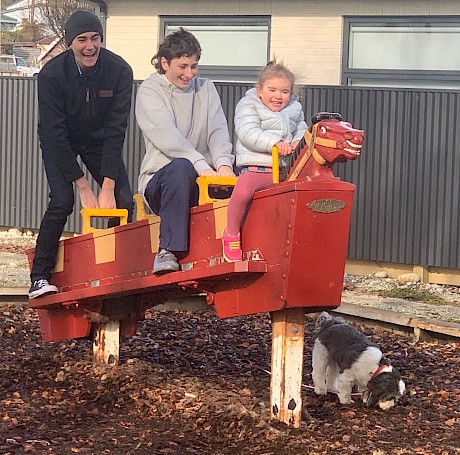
2, 19, 45, 42
1, 0, 97, 54
35, 0, 98, 42
36, 0, 81, 42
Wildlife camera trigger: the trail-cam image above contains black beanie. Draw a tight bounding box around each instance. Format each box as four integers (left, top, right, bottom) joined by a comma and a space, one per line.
64, 10, 104, 46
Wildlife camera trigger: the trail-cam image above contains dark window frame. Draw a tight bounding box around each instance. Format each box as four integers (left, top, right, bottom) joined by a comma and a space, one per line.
160, 15, 271, 83
342, 15, 460, 88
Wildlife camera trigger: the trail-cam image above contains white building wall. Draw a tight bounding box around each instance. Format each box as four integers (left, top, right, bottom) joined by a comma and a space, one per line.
106, 15, 159, 79
6, 0, 47, 24
105, 0, 460, 83
6, 0, 34, 22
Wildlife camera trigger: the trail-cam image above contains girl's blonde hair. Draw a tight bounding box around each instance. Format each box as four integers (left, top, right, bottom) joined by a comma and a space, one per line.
257, 60, 295, 91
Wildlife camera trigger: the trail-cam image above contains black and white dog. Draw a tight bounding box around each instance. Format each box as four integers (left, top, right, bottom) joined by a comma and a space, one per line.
312, 312, 406, 410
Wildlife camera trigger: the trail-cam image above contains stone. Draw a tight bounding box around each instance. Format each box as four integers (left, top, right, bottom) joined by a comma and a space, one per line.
374, 271, 388, 278
397, 273, 420, 284
7, 228, 23, 237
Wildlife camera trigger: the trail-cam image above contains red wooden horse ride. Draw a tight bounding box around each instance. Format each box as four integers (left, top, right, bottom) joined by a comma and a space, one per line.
27, 112, 364, 427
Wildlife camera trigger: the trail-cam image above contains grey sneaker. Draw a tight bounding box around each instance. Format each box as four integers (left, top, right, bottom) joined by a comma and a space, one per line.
29, 279, 58, 299
153, 249, 179, 274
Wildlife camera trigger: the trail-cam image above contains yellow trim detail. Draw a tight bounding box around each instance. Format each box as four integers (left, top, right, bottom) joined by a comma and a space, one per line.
314, 136, 337, 148
54, 242, 64, 273
93, 228, 116, 264
149, 217, 160, 254
213, 200, 229, 239
227, 241, 241, 249
312, 148, 327, 165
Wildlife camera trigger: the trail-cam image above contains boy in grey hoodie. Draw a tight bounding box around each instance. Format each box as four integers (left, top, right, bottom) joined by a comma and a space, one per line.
136, 28, 235, 273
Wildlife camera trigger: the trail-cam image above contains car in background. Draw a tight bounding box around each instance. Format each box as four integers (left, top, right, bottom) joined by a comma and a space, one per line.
0, 54, 40, 76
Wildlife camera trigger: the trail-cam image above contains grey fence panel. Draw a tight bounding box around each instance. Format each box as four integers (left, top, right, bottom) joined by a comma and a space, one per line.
1, 76, 460, 269
123, 82, 145, 195
215, 82, 253, 146
299, 86, 460, 269
1, 77, 47, 230
0, 79, 146, 233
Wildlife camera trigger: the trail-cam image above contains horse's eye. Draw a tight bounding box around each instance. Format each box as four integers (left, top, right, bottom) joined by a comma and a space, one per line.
320, 126, 327, 134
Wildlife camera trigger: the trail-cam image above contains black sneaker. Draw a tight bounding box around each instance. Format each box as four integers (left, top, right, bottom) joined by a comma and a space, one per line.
28, 279, 58, 299
153, 249, 179, 274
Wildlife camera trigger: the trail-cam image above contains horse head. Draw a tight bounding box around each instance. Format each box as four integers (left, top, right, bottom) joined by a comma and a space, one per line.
286, 112, 364, 182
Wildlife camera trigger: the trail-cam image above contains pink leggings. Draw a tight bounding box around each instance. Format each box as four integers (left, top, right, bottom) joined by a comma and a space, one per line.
226, 171, 274, 235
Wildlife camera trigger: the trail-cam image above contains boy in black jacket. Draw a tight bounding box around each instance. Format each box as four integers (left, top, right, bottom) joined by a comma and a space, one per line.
29, 10, 134, 299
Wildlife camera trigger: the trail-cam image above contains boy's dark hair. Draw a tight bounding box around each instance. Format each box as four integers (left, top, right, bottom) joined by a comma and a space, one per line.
152, 27, 202, 73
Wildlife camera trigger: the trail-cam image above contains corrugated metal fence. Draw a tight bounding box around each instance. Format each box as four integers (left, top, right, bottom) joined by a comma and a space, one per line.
1, 76, 459, 269
298, 86, 460, 269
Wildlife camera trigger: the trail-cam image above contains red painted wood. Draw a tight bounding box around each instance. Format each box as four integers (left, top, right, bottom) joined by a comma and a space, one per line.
28, 180, 355, 340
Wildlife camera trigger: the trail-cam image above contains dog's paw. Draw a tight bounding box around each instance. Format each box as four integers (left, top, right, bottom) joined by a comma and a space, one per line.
337, 394, 353, 405
378, 399, 396, 411
314, 386, 327, 396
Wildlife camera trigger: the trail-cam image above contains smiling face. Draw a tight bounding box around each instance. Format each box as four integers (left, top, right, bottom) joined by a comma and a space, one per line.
69, 31, 101, 73
256, 76, 292, 112
161, 54, 199, 89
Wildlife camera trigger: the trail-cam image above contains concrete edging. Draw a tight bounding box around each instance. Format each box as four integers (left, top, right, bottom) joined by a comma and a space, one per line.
334, 302, 460, 341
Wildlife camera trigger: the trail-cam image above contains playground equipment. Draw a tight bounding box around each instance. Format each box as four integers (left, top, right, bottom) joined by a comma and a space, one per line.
27, 112, 364, 427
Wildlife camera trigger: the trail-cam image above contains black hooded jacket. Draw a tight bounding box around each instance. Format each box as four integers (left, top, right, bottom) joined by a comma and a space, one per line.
37, 48, 133, 182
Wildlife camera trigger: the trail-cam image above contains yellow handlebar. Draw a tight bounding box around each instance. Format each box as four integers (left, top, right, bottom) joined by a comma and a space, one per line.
80, 207, 128, 234
272, 146, 279, 184
133, 194, 149, 221
196, 176, 238, 205
196, 149, 281, 206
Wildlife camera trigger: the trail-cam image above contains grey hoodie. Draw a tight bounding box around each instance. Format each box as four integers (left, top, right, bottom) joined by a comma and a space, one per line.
136, 73, 234, 196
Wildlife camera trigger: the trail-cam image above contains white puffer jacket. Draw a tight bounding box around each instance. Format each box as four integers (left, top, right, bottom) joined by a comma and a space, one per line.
235, 88, 307, 168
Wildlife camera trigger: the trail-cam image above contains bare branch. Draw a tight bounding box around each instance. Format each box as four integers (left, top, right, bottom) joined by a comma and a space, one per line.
35, 0, 96, 44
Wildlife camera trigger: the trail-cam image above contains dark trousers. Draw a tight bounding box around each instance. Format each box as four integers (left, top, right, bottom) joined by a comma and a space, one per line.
144, 158, 199, 253
31, 146, 134, 282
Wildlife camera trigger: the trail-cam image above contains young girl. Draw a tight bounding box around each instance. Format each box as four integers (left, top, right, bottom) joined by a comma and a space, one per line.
222, 61, 307, 262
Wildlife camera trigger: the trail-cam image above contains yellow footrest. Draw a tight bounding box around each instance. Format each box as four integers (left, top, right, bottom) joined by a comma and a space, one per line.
80, 208, 128, 234
196, 176, 238, 205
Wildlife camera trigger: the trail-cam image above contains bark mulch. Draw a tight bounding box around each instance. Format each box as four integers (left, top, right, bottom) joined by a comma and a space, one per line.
0, 304, 459, 455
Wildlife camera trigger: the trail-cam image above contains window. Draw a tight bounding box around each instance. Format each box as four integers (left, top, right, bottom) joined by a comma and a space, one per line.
343, 16, 460, 89
16, 56, 27, 67
161, 16, 270, 83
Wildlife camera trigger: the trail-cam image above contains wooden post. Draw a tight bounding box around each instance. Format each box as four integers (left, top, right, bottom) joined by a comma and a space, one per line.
413, 265, 429, 284
93, 320, 120, 365
270, 308, 305, 428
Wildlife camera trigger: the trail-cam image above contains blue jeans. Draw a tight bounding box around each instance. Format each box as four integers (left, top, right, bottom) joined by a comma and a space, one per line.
144, 158, 199, 253
30, 145, 134, 282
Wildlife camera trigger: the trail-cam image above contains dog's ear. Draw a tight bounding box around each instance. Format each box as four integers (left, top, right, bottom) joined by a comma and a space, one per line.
361, 389, 374, 407
364, 370, 405, 409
